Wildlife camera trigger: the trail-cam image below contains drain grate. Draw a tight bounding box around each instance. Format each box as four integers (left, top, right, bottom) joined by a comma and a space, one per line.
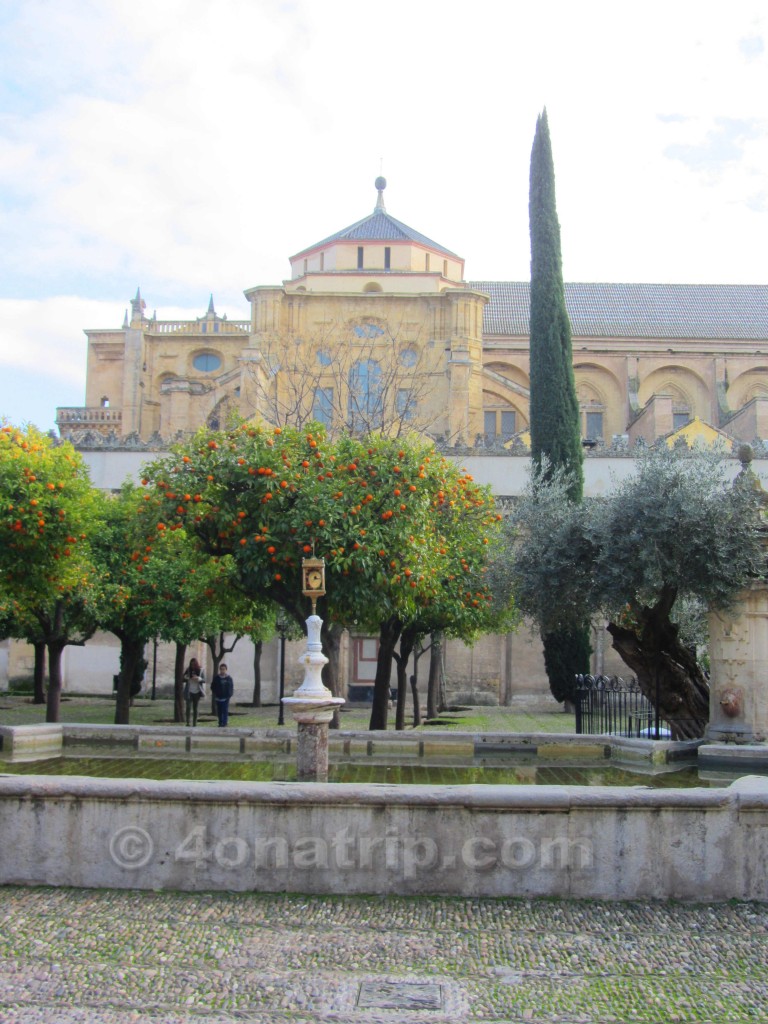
358, 980, 443, 1010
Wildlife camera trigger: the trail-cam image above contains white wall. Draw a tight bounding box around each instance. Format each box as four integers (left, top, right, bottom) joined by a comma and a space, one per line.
82, 449, 768, 498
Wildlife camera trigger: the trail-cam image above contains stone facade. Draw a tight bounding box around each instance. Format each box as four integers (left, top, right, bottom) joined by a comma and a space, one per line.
57, 181, 768, 452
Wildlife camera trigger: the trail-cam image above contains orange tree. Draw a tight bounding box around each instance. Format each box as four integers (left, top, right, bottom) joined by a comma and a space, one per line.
137, 525, 233, 722
390, 470, 515, 728
90, 484, 169, 724
142, 527, 274, 721
93, 487, 273, 725
144, 422, 508, 729
0, 423, 100, 721
322, 432, 510, 728
0, 596, 47, 702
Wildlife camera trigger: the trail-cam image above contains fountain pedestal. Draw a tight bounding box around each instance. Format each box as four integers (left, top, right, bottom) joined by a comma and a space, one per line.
700, 446, 768, 768
281, 613, 344, 780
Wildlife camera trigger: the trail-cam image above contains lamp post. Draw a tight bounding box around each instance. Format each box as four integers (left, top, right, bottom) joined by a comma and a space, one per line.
276, 613, 287, 726
281, 555, 345, 779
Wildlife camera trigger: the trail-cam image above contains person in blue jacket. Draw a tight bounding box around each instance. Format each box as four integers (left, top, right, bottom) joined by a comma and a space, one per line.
211, 663, 234, 727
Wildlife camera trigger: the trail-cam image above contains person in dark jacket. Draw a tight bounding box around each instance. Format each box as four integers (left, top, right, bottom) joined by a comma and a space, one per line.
211, 663, 234, 727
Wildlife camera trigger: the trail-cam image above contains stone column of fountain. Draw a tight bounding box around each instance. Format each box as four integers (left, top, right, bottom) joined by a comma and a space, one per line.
702, 445, 768, 766
707, 581, 768, 745
281, 556, 344, 780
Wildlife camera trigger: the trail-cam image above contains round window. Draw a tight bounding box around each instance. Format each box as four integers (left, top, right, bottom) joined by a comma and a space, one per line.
193, 352, 222, 373
400, 347, 418, 368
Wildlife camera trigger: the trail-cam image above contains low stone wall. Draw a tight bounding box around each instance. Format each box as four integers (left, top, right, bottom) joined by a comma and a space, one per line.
1, 773, 766, 900
0, 723, 617, 761
0, 723, 63, 759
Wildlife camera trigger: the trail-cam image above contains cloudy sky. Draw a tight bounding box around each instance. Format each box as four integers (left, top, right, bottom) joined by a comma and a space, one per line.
1, 0, 766, 433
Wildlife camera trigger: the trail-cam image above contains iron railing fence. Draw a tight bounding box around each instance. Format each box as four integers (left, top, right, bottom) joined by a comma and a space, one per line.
574, 674, 668, 738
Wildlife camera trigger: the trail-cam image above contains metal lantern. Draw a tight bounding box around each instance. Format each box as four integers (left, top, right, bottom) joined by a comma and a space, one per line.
302, 556, 326, 610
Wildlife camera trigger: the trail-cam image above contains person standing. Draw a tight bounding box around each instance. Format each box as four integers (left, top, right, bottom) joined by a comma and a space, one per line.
183, 657, 206, 727
211, 663, 234, 727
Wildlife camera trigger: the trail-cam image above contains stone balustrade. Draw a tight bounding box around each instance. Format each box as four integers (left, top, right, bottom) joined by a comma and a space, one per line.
148, 320, 250, 334
56, 407, 123, 428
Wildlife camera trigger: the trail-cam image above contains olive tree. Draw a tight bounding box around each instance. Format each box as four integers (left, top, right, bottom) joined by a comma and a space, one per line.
503, 447, 762, 737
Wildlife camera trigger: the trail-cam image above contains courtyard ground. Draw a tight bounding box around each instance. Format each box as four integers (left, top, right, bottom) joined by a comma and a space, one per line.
4, 698, 765, 1022
0, 887, 766, 1023
0, 694, 575, 734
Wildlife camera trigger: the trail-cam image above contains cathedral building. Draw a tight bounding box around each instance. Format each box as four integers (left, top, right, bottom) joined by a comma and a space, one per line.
46, 179, 768, 706
58, 178, 768, 453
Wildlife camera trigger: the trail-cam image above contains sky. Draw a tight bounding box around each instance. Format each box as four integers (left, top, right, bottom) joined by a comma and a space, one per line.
0, 0, 766, 433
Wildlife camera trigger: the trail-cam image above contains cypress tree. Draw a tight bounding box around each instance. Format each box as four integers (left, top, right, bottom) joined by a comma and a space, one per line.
528, 108, 589, 702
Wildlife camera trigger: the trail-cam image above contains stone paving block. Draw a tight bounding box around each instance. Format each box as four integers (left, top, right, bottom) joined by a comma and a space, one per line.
346, 738, 371, 755
369, 739, 420, 756
136, 733, 186, 752
242, 735, 290, 753
188, 735, 242, 753
421, 738, 474, 757
537, 741, 606, 759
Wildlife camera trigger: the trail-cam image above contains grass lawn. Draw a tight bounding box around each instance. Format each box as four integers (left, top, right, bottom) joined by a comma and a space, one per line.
0, 693, 575, 734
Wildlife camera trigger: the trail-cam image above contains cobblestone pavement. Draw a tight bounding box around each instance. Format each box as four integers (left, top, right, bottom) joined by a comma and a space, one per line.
0, 887, 766, 1023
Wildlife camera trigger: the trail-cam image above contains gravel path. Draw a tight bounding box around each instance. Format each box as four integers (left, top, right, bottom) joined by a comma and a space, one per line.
0, 887, 766, 1022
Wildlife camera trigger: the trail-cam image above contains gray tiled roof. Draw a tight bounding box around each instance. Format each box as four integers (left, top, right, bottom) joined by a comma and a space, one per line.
295, 211, 460, 259
471, 282, 768, 340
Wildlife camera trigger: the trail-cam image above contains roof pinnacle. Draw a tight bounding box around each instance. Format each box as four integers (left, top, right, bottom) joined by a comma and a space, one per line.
374, 176, 387, 213
130, 287, 146, 322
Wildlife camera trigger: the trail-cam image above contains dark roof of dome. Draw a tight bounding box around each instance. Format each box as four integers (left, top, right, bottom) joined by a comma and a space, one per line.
294, 210, 460, 260
472, 281, 768, 340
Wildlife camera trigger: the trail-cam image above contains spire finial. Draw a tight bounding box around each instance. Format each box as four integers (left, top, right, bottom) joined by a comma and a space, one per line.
374, 175, 387, 213
130, 287, 146, 323
207, 293, 215, 316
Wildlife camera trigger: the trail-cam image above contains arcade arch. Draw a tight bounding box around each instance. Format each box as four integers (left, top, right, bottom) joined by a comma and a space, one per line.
638, 366, 711, 428
725, 367, 768, 411
574, 364, 624, 441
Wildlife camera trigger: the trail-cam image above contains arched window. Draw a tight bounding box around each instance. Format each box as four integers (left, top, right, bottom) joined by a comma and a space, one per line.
193, 352, 222, 373
313, 387, 333, 427
207, 397, 230, 431
353, 322, 384, 338
672, 402, 691, 431
348, 359, 383, 431
484, 408, 517, 444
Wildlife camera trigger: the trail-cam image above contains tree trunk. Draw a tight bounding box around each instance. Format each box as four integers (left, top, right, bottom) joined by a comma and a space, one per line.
394, 627, 417, 731
45, 640, 66, 723
606, 588, 709, 739
174, 642, 187, 723
252, 639, 263, 706
321, 621, 344, 729
426, 631, 443, 719
410, 642, 427, 728
410, 673, 421, 728
115, 637, 145, 725
33, 640, 46, 704
369, 617, 401, 731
